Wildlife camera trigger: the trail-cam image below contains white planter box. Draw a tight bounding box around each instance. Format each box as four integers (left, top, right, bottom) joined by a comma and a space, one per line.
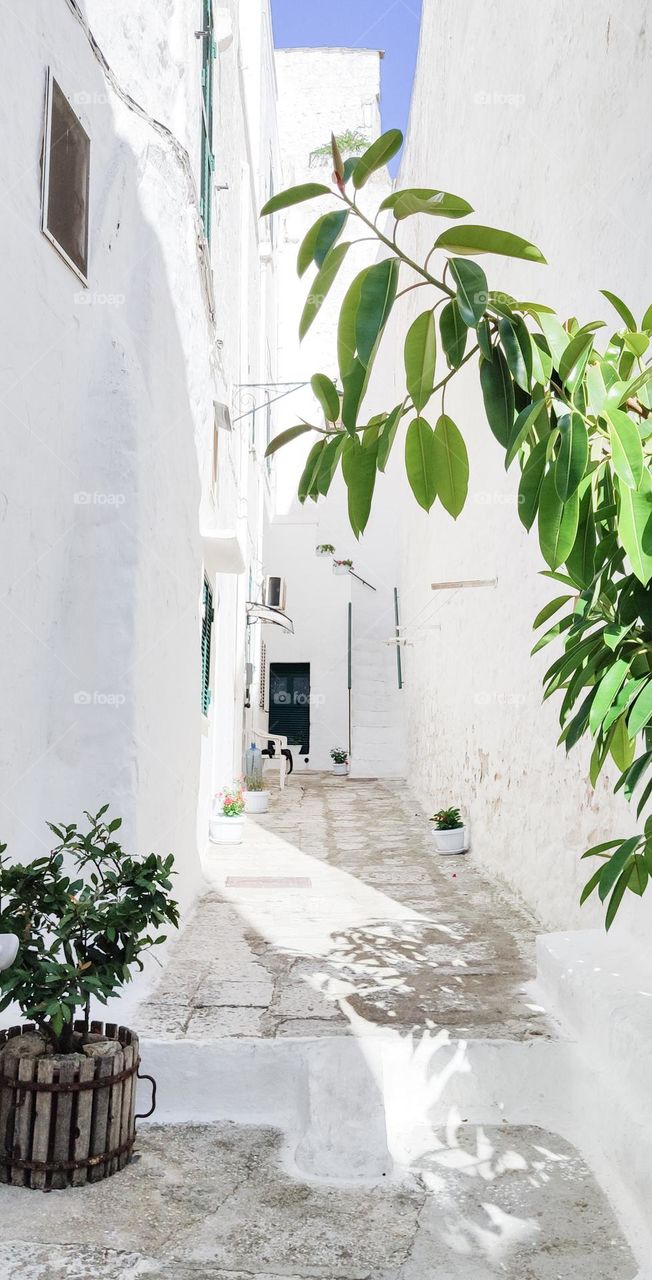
432, 826, 468, 854
209, 814, 245, 845
332, 762, 349, 775
333, 564, 351, 576
315, 548, 333, 558
0, 934, 19, 971
244, 790, 270, 814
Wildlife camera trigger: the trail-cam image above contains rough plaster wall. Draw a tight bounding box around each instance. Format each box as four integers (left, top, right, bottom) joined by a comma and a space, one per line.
264, 49, 406, 774
0, 0, 221, 917
389, 0, 652, 938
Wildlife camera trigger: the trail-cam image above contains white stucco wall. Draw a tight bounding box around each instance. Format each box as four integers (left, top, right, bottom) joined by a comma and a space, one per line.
386, 0, 652, 938
0, 2, 279, 930
263, 48, 406, 775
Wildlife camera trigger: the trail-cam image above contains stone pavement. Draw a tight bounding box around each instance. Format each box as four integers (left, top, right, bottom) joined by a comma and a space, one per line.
136, 773, 551, 1042
0, 1121, 636, 1279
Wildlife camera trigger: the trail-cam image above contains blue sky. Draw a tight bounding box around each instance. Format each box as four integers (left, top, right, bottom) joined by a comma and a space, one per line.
270, 0, 423, 173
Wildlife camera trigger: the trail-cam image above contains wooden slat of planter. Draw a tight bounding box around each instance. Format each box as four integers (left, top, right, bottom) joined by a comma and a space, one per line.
51, 1059, 76, 1190
30, 1057, 55, 1191
118, 1043, 134, 1171
128, 1032, 139, 1141
107, 1047, 124, 1177
72, 1056, 96, 1187
0, 1053, 18, 1186
89, 1055, 113, 1183
10, 1057, 35, 1187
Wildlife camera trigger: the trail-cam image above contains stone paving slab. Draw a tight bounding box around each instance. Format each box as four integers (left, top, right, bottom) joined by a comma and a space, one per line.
0, 1122, 636, 1279
137, 775, 551, 1042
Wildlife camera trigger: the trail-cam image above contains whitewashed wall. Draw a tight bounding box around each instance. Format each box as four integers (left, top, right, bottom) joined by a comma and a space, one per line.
387, 0, 652, 938
263, 49, 406, 776
0, 1, 278, 924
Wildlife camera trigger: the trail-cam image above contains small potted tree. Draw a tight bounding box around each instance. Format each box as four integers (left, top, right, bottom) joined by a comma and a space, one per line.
209, 785, 246, 843
0, 808, 179, 1190
316, 543, 335, 558
430, 807, 468, 854
333, 558, 353, 576
330, 747, 349, 776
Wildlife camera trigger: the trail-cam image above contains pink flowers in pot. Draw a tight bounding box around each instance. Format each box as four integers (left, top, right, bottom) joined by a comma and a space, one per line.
215, 785, 245, 817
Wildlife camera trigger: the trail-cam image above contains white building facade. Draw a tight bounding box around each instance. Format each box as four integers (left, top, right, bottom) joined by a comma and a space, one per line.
0, 0, 280, 914
382, 0, 652, 942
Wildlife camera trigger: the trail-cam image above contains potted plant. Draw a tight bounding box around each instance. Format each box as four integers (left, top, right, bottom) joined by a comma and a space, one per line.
330, 747, 349, 776
333, 558, 353, 576
0, 808, 178, 1190
316, 543, 335, 558
243, 773, 270, 815
209, 785, 245, 844
430, 807, 468, 854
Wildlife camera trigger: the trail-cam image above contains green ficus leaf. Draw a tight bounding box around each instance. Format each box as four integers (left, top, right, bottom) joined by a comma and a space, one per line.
532, 595, 572, 630
355, 258, 399, 366
554, 413, 589, 501
518, 438, 548, 531
310, 374, 340, 423
405, 310, 437, 413
628, 679, 652, 739
499, 317, 532, 391
434, 224, 547, 264
449, 258, 488, 327
559, 332, 594, 394
538, 470, 580, 570
589, 659, 630, 735
377, 404, 404, 472
265, 423, 317, 458
505, 398, 547, 470
605, 407, 644, 490
338, 269, 366, 380
299, 242, 350, 341
298, 440, 326, 503
432, 415, 469, 519
297, 210, 348, 277
342, 436, 378, 537
598, 836, 641, 903
380, 188, 473, 219
353, 129, 403, 188
315, 433, 345, 496
565, 485, 596, 588
341, 358, 369, 434
405, 417, 438, 511
480, 350, 514, 447
617, 473, 652, 585
600, 289, 637, 332
261, 183, 332, 217
439, 300, 468, 369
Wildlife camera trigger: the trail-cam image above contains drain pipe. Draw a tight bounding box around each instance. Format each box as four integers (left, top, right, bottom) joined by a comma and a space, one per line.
347, 602, 352, 758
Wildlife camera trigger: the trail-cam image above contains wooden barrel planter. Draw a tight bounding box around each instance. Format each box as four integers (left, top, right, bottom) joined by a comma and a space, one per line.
0, 1020, 155, 1190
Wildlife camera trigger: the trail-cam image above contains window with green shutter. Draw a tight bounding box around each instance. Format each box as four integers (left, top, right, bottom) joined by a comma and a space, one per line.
199, 0, 216, 244
201, 575, 214, 715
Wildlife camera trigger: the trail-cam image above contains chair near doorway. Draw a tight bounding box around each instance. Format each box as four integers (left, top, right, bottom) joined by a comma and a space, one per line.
250, 728, 291, 790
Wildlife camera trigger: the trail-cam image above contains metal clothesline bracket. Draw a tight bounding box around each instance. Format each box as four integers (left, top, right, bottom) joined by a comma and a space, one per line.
430, 578, 498, 590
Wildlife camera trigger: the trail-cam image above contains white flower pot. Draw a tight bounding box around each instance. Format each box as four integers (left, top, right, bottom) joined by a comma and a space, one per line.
333, 564, 351, 576
0, 933, 19, 971
244, 790, 270, 814
332, 762, 349, 775
209, 814, 245, 844
316, 548, 333, 558
432, 826, 468, 854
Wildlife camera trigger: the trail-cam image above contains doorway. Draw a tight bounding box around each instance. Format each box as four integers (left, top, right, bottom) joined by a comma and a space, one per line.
269, 662, 310, 753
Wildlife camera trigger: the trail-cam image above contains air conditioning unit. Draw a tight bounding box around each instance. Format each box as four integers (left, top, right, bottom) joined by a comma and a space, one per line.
263, 576, 286, 611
